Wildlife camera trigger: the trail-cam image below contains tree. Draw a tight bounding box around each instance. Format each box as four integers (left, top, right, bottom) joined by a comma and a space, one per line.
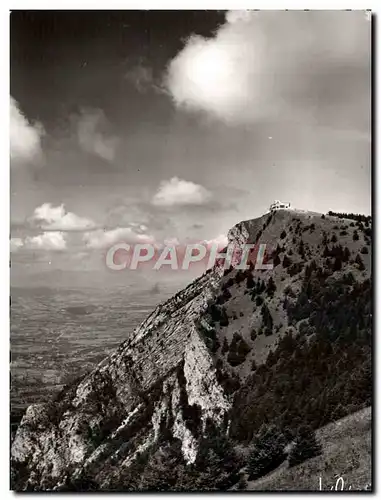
273, 254, 281, 267
298, 240, 305, 257
247, 424, 287, 480
195, 427, 243, 490
208, 304, 222, 323
282, 254, 292, 268
343, 247, 351, 262
217, 288, 231, 305
222, 337, 229, 355
353, 230, 359, 241
255, 295, 263, 307
224, 277, 235, 289
355, 254, 365, 271
235, 270, 246, 284
237, 475, 248, 490
220, 307, 229, 327
288, 425, 322, 468
261, 303, 273, 336
266, 277, 277, 297
364, 226, 372, 238
246, 274, 255, 289
223, 265, 233, 276
264, 327, 273, 337
280, 230, 287, 240
333, 256, 342, 272
227, 333, 251, 367
284, 285, 295, 298
63, 475, 100, 491
137, 443, 183, 491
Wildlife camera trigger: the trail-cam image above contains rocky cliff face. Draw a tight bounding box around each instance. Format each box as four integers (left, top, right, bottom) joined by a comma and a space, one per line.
11, 245, 229, 490
11, 209, 372, 491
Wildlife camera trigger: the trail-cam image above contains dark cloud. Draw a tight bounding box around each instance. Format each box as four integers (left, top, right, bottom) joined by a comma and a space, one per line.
125, 64, 155, 93
10, 97, 45, 164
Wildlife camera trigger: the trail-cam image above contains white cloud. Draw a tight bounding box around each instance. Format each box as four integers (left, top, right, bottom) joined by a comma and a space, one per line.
83, 227, 154, 249
129, 222, 148, 232
10, 238, 24, 253
152, 177, 212, 207
225, 10, 255, 24
164, 10, 370, 126
204, 233, 228, 248
77, 108, 118, 161
163, 237, 180, 246
32, 203, 95, 231
10, 97, 44, 162
24, 232, 67, 251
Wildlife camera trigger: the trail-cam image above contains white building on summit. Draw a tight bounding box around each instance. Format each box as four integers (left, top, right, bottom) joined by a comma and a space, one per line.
269, 200, 291, 212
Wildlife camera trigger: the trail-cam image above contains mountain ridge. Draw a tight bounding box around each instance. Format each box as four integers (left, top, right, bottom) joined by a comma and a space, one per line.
11, 208, 372, 491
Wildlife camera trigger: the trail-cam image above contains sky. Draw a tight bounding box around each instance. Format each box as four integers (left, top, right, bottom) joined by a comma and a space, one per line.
10, 10, 371, 287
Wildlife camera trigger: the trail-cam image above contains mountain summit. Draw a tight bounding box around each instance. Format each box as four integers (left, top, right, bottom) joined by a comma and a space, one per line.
11, 209, 372, 491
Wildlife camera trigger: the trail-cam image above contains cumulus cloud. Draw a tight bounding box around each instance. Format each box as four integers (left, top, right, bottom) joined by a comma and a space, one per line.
10, 238, 24, 253
24, 232, 67, 251
225, 9, 255, 24
10, 97, 44, 162
77, 108, 118, 161
83, 227, 154, 249
129, 222, 148, 232
204, 233, 228, 248
152, 177, 212, 207
163, 236, 180, 246
164, 10, 370, 128
32, 203, 95, 231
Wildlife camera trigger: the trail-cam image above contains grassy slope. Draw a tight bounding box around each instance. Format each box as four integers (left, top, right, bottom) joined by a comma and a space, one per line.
243, 406, 372, 491
214, 209, 371, 377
